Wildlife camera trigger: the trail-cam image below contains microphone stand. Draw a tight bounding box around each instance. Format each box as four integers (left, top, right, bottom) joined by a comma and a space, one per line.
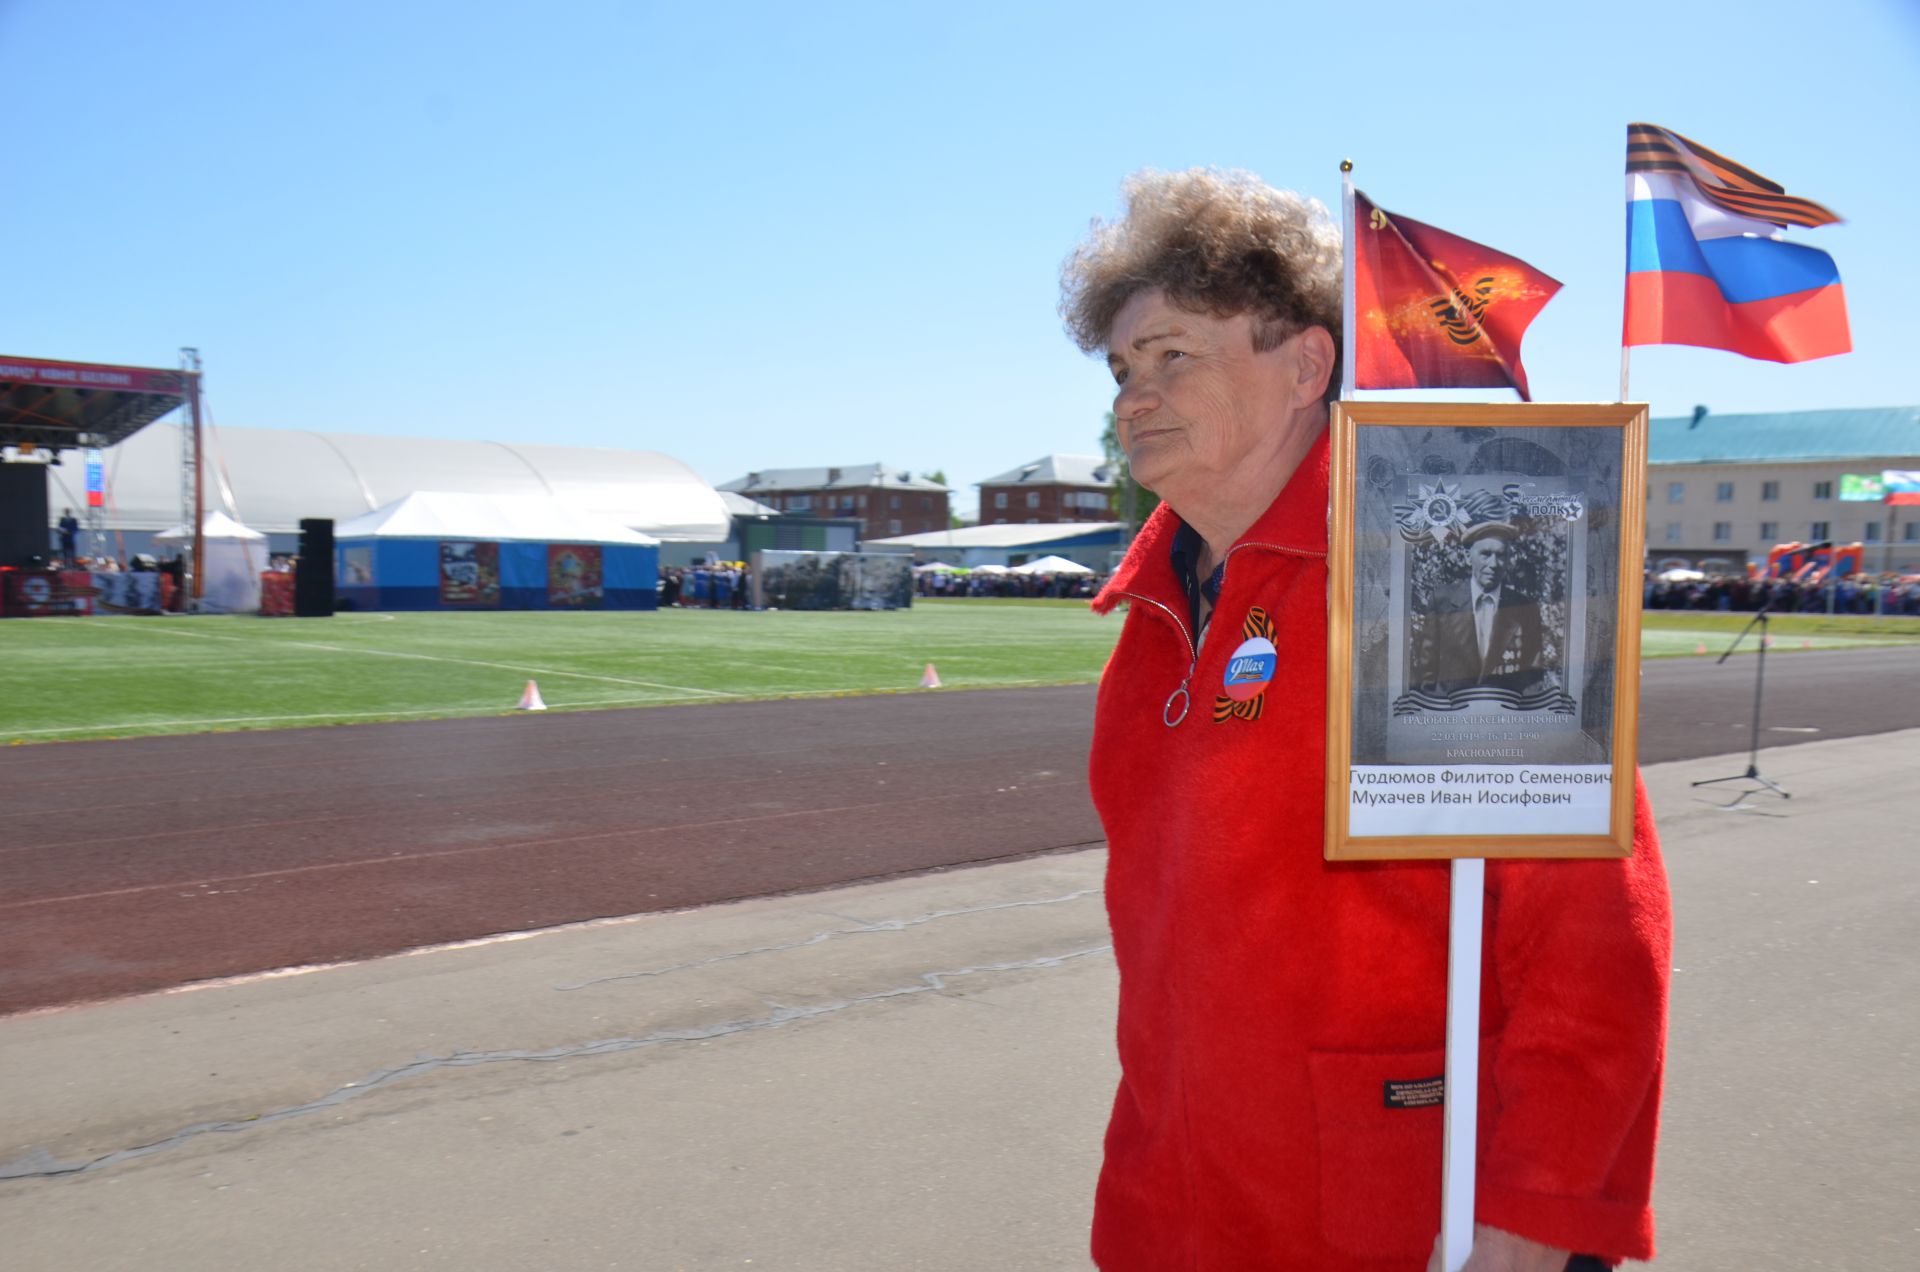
1691, 595, 1790, 804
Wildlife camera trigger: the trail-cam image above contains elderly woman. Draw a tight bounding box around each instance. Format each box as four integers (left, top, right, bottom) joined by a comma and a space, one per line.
1062, 170, 1670, 1272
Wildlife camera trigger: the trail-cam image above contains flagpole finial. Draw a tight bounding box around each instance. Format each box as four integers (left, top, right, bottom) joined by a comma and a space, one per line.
1339, 159, 1353, 173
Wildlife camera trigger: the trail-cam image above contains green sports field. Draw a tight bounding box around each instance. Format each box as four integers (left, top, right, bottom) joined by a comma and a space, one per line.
3, 600, 1917, 744
0, 600, 1122, 744
1639, 611, 1920, 656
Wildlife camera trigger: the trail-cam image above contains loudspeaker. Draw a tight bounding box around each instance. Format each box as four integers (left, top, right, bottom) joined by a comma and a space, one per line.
295, 517, 334, 617
0, 463, 51, 568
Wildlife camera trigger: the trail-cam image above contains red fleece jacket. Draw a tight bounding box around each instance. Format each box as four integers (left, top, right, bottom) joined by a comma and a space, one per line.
1087, 431, 1671, 1270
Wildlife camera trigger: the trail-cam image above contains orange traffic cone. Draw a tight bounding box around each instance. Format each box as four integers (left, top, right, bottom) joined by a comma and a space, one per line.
919, 663, 942, 689
516, 680, 548, 711
1801, 639, 1813, 649
1694, 643, 1708, 655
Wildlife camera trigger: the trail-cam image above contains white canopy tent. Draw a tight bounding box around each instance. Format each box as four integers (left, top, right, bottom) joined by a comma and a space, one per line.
154, 511, 269, 613
1012, 554, 1094, 574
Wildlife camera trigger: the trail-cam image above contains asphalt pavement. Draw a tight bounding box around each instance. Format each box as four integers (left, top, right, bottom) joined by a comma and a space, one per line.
2, 727, 1915, 1271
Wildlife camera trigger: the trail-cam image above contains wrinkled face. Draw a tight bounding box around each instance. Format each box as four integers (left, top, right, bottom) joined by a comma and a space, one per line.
1470, 537, 1508, 591
1104, 290, 1309, 510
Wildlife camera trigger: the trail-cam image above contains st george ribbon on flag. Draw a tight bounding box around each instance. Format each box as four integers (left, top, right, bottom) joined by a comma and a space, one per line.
1351, 190, 1562, 401
1623, 123, 1850, 363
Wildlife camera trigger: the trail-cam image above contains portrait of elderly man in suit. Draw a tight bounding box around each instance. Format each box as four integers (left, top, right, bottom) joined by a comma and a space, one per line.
1425, 520, 1550, 697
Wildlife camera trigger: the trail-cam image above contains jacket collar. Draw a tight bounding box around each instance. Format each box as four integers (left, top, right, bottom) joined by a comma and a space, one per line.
1093, 425, 1330, 616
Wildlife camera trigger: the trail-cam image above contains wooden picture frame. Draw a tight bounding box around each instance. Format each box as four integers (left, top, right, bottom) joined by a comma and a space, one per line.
1325, 401, 1648, 861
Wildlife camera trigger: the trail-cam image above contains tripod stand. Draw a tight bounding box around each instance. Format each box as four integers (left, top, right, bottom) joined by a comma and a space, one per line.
1691, 600, 1790, 804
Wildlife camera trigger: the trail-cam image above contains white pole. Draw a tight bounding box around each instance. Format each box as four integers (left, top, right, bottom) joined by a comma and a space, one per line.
1620, 161, 1634, 405
1442, 854, 1486, 1271
1341, 160, 1357, 400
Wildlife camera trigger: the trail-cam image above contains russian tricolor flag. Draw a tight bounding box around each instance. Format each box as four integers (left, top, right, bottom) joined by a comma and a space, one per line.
1623, 124, 1850, 363
1884, 471, 1920, 508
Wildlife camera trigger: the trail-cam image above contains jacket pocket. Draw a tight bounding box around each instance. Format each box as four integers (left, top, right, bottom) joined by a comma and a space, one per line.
1307, 1046, 1446, 1261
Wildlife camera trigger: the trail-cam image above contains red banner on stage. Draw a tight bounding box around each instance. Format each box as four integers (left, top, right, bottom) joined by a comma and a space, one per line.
0, 356, 189, 396
1, 570, 95, 616
259, 571, 295, 617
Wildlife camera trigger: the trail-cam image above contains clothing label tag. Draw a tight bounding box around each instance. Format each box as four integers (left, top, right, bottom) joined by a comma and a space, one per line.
1383, 1076, 1444, 1109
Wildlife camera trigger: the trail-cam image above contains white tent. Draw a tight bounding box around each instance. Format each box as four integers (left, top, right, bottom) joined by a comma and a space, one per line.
336, 492, 659, 545
970, 563, 1009, 574
1012, 554, 1094, 574
154, 511, 270, 613
69, 422, 731, 542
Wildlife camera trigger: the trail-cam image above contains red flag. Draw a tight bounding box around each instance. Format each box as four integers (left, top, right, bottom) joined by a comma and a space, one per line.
1352, 190, 1562, 400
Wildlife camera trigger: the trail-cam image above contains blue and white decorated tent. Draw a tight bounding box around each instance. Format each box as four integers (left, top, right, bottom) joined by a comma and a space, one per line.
334, 492, 658, 611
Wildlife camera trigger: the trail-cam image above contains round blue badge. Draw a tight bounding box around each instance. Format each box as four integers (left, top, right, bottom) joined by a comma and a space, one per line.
1222, 636, 1277, 702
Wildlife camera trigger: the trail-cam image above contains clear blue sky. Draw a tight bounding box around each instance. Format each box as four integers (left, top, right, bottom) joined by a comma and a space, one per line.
6, 0, 1916, 519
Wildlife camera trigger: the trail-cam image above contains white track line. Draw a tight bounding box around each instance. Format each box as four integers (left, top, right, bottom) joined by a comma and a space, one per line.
1, 680, 1038, 739
1, 701, 670, 736
72, 620, 736, 697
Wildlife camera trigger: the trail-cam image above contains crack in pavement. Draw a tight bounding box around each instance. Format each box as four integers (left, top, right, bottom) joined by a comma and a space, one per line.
0, 944, 1114, 1183
552, 888, 1105, 992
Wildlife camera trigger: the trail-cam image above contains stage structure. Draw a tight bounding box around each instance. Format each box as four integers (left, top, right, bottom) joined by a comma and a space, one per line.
0, 352, 202, 597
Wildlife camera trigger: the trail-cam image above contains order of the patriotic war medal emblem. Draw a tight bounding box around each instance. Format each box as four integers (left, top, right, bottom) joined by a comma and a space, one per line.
1428, 277, 1498, 346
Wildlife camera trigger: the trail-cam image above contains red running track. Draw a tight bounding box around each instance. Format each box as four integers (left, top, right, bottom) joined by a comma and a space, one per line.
4, 646, 1915, 1017
0, 688, 1102, 1017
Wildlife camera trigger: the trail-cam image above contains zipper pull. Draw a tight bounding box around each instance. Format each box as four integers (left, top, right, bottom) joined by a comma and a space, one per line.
1163, 658, 1195, 727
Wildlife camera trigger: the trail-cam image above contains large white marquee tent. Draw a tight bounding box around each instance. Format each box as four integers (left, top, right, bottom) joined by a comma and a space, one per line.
50, 422, 732, 550
335, 492, 660, 546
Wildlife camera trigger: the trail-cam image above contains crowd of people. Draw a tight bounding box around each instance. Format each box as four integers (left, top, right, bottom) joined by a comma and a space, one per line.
654, 561, 1108, 606
659, 564, 750, 609
914, 568, 1104, 599
663, 560, 1920, 612
36, 550, 180, 578
1644, 570, 1920, 615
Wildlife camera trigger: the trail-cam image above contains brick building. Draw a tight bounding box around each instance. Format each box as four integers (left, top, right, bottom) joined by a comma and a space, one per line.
716, 464, 950, 539
977, 455, 1117, 525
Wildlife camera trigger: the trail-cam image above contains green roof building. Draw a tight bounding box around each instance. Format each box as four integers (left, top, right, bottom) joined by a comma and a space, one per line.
1644, 406, 1920, 574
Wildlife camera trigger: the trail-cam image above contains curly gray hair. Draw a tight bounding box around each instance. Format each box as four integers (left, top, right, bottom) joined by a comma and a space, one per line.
1060, 168, 1343, 398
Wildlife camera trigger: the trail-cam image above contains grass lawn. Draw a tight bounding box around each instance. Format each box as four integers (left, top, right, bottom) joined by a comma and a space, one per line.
4, 599, 1915, 744
0, 599, 1124, 744
1640, 610, 1920, 657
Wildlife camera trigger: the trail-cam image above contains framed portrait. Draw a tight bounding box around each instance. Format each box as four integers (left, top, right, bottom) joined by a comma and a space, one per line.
1325, 402, 1648, 861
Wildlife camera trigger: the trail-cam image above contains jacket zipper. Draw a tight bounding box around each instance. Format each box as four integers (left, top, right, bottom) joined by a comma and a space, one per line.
1111, 540, 1324, 728
1111, 590, 1198, 726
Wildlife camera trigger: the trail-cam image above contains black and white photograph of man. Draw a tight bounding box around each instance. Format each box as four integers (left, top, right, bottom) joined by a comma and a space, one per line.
1424, 520, 1549, 698
1387, 480, 1580, 720
1348, 424, 1625, 770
